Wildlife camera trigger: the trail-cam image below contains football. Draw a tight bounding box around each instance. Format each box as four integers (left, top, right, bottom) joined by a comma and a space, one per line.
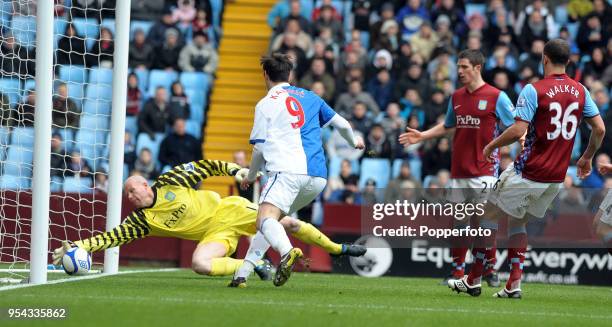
62, 247, 91, 276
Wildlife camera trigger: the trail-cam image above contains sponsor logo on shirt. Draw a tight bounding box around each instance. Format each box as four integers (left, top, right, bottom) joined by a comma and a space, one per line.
456, 115, 481, 128
478, 100, 488, 110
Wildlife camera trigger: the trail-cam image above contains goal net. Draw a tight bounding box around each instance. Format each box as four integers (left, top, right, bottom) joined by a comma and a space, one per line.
0, 0, 124, 283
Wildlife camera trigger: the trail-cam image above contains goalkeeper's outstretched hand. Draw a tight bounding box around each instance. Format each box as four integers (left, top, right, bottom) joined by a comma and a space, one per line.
52, 241, 76, 265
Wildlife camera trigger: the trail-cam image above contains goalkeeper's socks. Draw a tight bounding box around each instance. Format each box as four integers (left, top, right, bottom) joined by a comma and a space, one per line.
505, 227, 528, 291
260, 217, 293, 257
210, 257, 244, 276
292, 221, 342, 255
450, 247, 468, 278
234, 231, 270, 279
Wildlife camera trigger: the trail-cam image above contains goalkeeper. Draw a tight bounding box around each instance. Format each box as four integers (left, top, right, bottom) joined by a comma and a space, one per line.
52, 159, 365, 279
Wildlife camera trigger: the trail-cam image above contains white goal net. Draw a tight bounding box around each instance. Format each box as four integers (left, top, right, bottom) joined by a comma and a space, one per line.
0, 0, 122, 282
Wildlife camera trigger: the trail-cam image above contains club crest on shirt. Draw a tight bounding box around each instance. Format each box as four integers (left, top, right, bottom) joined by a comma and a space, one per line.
517, 97, 526, 107
182, 162, 195, 171
165, 191, 176, 201
478, 100, 488, 110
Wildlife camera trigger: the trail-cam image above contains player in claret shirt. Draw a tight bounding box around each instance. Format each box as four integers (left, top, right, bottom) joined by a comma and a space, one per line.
448, 39, 606, 299
399, 49, 518, 287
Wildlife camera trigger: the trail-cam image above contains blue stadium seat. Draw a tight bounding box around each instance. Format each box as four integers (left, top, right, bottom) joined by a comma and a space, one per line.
85, 84, 113, 101
358, 158, 391, 188
59, 65, 88, 84
100, 18, 116, 36
63, 176, 93, 194
80, 114, 110, 131
392, 159, 404, 178
0, 78, 21, 107
148, 70, 179, 96
179, 72, 210, 92
566, 166, 580, 186
74, 130, 108, 169
22, 78, 35, 97
185, 120, 202, 139
185, 89, 205, 109
4, 146, 33, 177
50, 176, 63, 193
409, 159, 422, 181
11, 16, 36, 48
82, 100, 111, 115
130, 20, 154, 40
328, 156, 343, 178
131, 68, 149, 92
136, 133, 164, 167
10, 127, 35, 148
0, 126, 9, 161
54, 18, 68, 49
66, 82, 85, 102
89, 68, 113, 85
0, 174, 30, 190
210, 0, 224, 28
423, 175, 436, 188
53, 128, 75, 153
125, 116, 138, 138
72, 17, 100, 40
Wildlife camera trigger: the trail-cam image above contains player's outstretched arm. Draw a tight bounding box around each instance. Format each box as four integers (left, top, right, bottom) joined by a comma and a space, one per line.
241, 145, 265, 190
577, 115, 606, 179
156, 160, 241, 188
398, 122, 453, 146
483, 120, 529, 162
52, 212, 151, 265
327, 114, 365, 149
599, 163, 612, 175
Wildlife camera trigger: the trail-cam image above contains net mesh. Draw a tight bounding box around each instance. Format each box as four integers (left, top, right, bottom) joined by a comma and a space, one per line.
0, 0, 116, 280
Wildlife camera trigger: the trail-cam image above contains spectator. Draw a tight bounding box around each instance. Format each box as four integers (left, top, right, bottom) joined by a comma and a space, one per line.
276, 0, 312, 35
514, 0, 557, 39
152, 28, 183, 71
298, 58, 335, 102
65, 151, 92, 179
326, 122, 365, 161
519, 10, 549, 53
395, 0, 429, 38
275, 33, 308, 78
52, 83, 80, 129
409, 21, 439, 61
349, 102, 372, 136
370, 2, 395, 49
399, 88, 425, 127
87, 27, 114, 68
128, 29, 153, 69
131, 0, 166, 21
173, 0, 197, 30
491, 70, 518, 103
124, 131, 137, 169
581, 153, 610, 189
312, 0, 342, 22
313, 5, 343, 44
431, 0, 467, 38
367, 69, 394, 111
138, 87, 170, 139
367, 49, 393, 79
375, 20, 401, 52
168, 82, 191, 124
394, 62, 430, 102
0, 92, 15, 127
158, 118, 202, 168
134, 148, 159, 180
364, 124, 392, 159
268, 0, 311, 31
335, 80, 379, 118
50, 133, 68, 178
484, 9, 515, 51
271, 19, 314, 57
519, 39, 545, 77
361, 178, 379, 205
325, 159, 360, 203
577, 13, 608, 54
126, 73, 143, 116
380, 102, 406, 140
192, 8, 212, 35
592, 88, 610, 117
385, 160, 422, 202
422, 88, 447, 128
0, 33, 35, 78
56, 24, 87, 66
17, 90, 36, 127
567, 0, 594, 22
233, 150, 254, 200
178, 31, 218, 73
147, 9, 182, 48
428, 51, 457, 86
422, 137, 451, 178
582, 47, 609, 81
94, 170, 109, 194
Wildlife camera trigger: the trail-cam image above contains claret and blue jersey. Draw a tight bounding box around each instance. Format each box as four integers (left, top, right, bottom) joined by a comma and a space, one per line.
513, 74, 600, 183
249, 83, 336, 179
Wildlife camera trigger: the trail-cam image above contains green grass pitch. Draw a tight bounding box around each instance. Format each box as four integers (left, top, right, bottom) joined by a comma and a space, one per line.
1, 270, 611, 326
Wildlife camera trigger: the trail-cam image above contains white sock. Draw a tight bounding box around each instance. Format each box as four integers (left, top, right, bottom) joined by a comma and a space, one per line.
260, 217, 293, 256
234, 231, 270, 279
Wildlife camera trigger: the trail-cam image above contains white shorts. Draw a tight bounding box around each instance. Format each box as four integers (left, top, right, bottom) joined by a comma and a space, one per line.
448, 176, 498, 204
259, 172, 327, 215
488, 164, 561, 219
599, 190, 612, 226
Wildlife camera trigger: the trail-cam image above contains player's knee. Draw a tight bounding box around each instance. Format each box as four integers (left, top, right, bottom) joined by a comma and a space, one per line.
280, 217, 301, 233
192, 258, 213, 275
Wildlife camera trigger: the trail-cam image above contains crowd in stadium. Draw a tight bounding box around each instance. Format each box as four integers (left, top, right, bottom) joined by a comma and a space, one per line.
0, 0, 611, 203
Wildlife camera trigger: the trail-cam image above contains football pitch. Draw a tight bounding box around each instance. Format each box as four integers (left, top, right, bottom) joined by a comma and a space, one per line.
1, 269, 611, 326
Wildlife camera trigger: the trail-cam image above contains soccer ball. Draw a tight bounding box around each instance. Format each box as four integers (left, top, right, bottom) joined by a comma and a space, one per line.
62, 247, 91, 275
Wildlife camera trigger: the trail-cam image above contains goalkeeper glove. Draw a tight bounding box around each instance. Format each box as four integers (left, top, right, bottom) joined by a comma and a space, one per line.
52, 241, 77, 266
234, 168, 263, 183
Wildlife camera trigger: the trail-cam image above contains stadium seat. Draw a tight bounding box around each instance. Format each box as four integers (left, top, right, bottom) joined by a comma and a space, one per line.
136, 133, 164, 168
22, 78, 35, 97
358, 158, 391, 189
85, 84, 113, 101
11, 16, 36, 48
74, 130, 108, 170
179, 72, 210, 92
72, 17, 100, 40
148, 70, 179, 96
185, 89, 206, 110
209, 0, 223, 28
0, 78, 21, 107
567, 166, 580, 186
63, 176, 93, 194
131, 68, 149, 92
59, 65, 88, 84
130, 20, 154, 40
409, 159, 422, 181
89, 67, 113, 85
80, 114, 110, 131
54, 128, 75, 153
10, 127, 35, 148
3, 146, 33, 177
422, 175, 436, 188
82, 100, 111, 115
185, 120, 202, 139
50, 176, 63, 193
54, 18, 68, 49
0, 174, 30, 190
0, 126, 9, 161
66, 82, 85, 103
392, 159, 404, 178
125, 116, 138, 138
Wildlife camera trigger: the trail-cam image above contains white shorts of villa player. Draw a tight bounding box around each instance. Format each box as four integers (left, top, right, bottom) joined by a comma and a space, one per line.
599, 190, 612, 226
259, 172, 327, 215
448, 176, 498, 205
488, 164, 562, 219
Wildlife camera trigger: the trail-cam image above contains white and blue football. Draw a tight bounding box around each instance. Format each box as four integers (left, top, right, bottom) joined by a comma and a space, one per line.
62, 247, 91, 275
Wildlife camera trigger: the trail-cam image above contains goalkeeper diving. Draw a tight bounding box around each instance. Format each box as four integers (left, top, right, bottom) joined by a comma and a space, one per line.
52, 159, 366, 279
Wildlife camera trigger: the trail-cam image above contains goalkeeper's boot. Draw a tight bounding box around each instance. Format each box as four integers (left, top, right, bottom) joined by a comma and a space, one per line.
493, 288, 522, 299
273, 248, 303, 287
447, 276, 481, 297
331, 244, 367, 257
483, 272, 501, 287
227, 277, 247, 288
254, 259, 274, 281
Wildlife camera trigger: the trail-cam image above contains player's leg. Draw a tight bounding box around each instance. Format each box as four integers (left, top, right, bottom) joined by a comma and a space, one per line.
191, 241, 233, 276
495, 217, 528, 298
594, 191, 612, 255
280, 217, 366, 256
